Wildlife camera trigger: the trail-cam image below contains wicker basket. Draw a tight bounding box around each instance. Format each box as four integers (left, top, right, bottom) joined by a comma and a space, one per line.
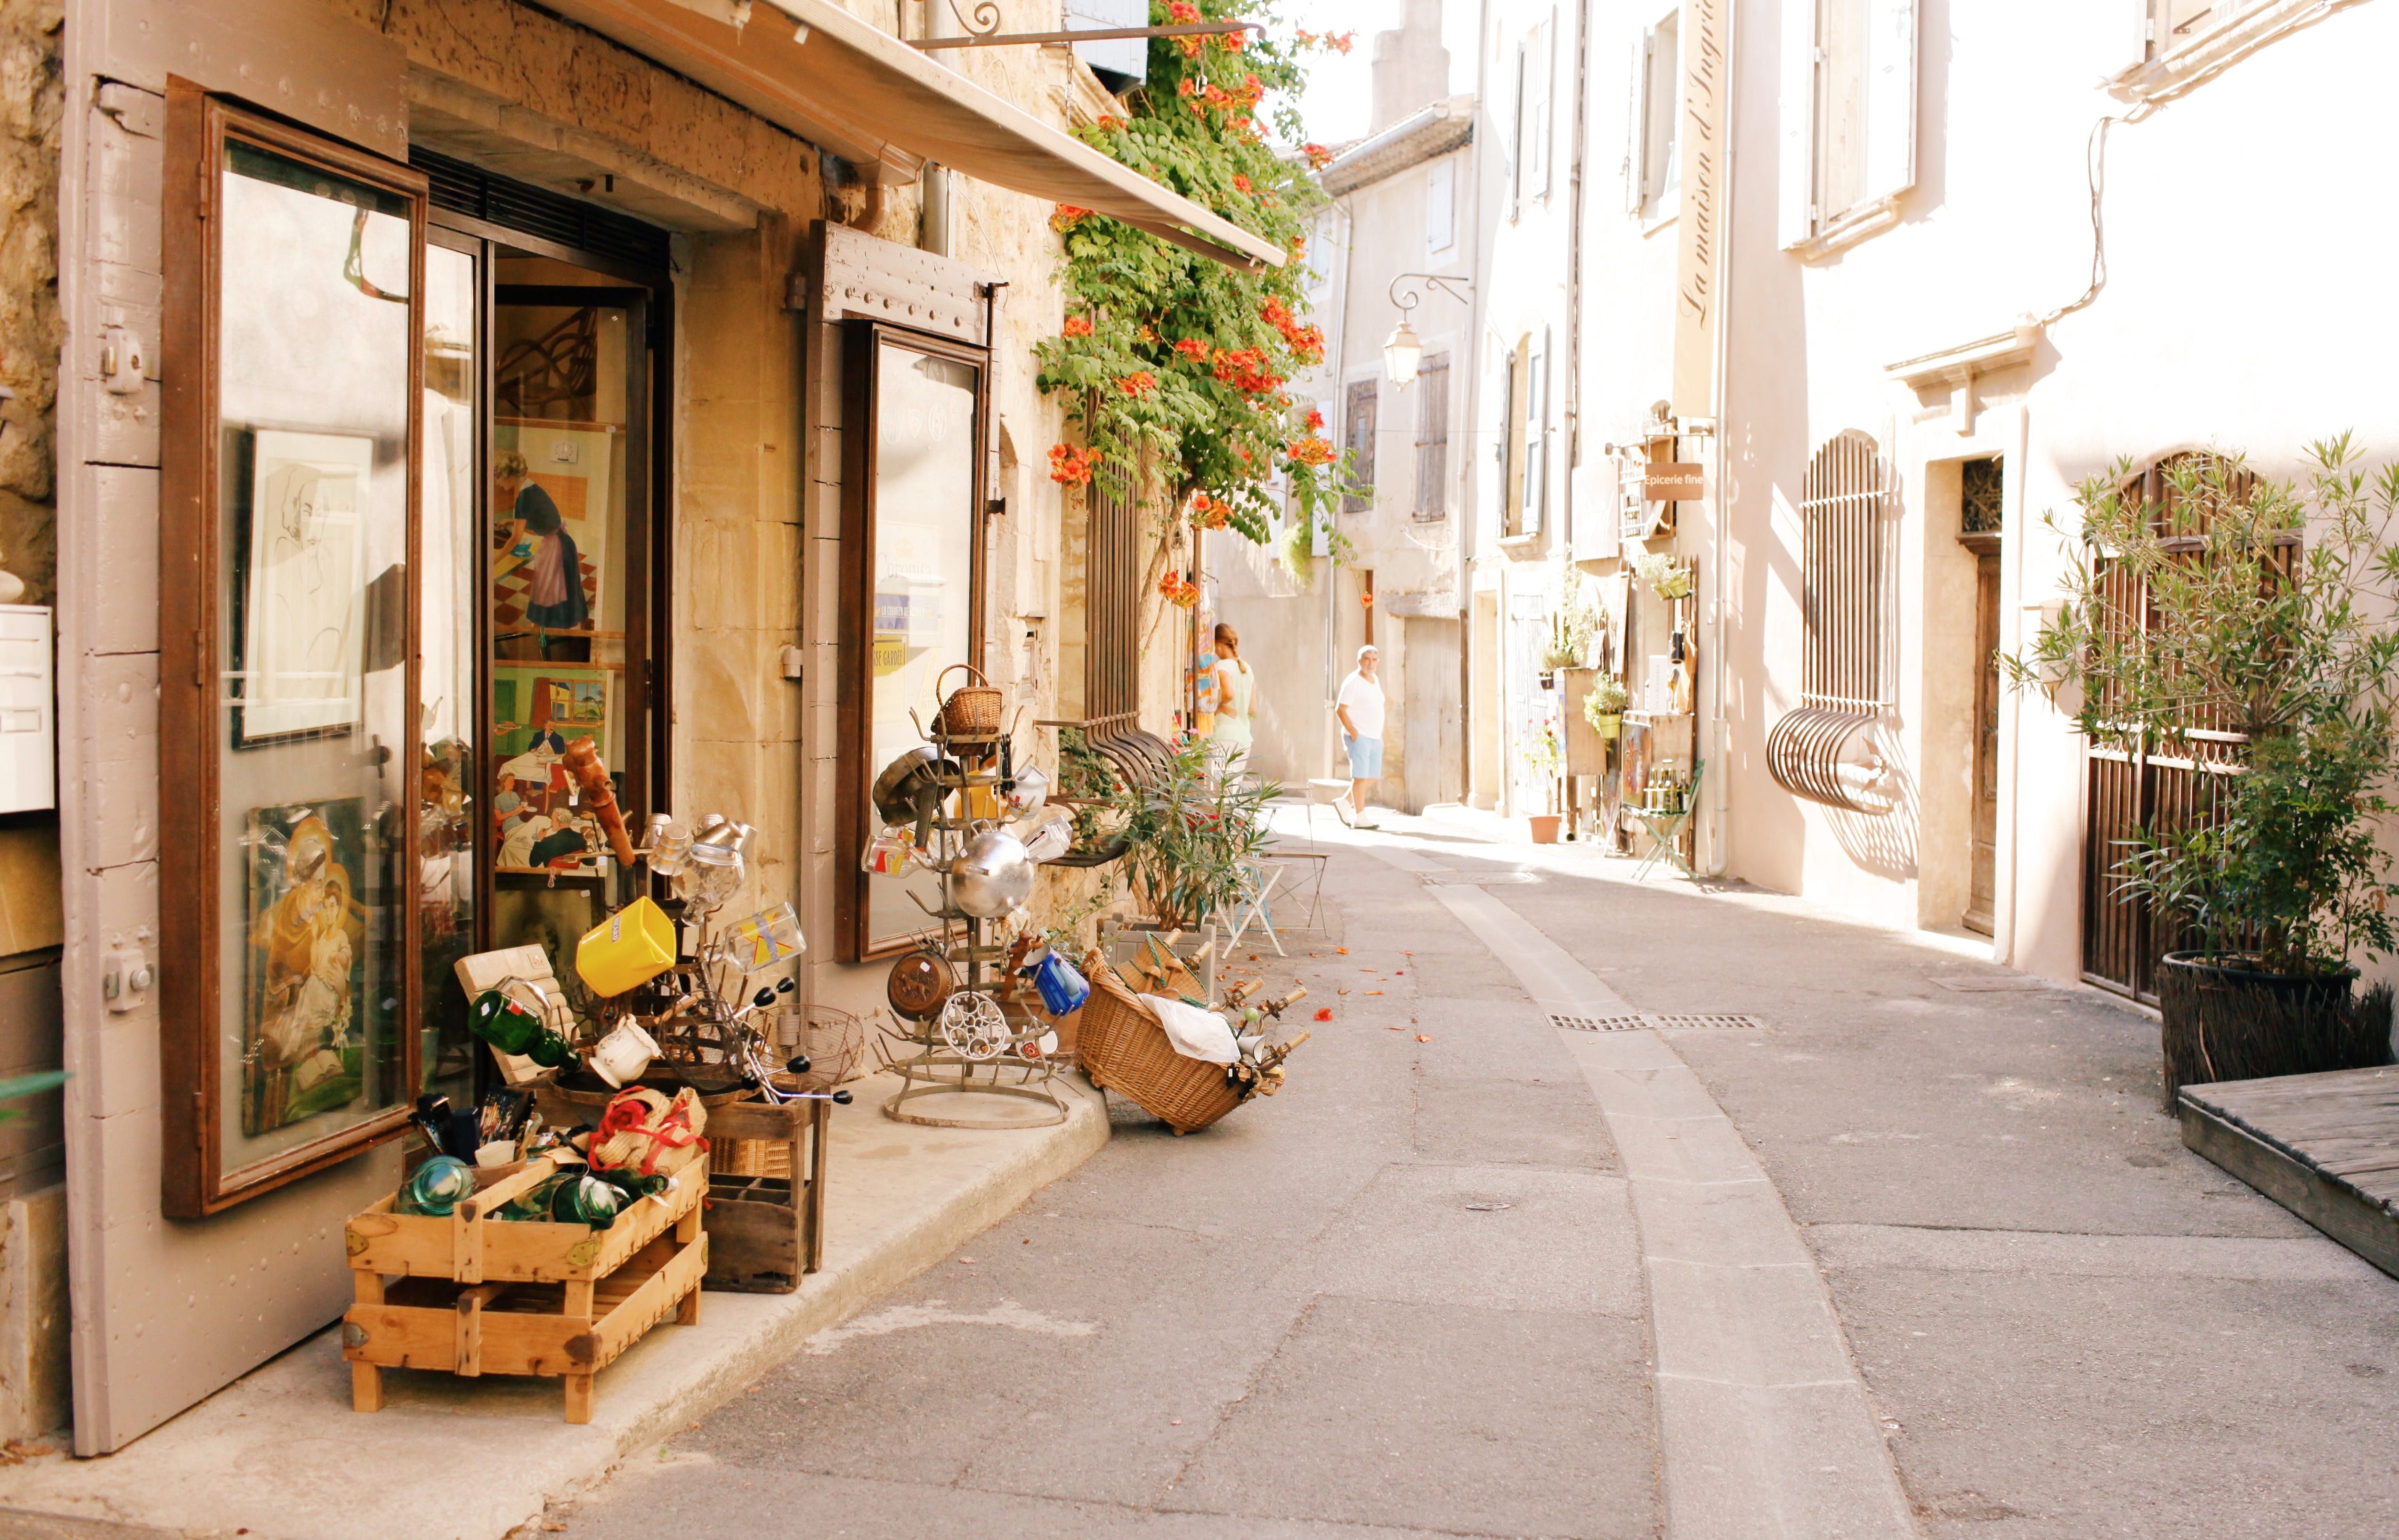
935, 664, 1004, 739
1074, 952, 1243, 1135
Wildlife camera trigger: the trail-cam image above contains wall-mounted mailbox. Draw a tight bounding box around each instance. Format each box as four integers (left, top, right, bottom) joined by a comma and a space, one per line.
0, 606, 55, 813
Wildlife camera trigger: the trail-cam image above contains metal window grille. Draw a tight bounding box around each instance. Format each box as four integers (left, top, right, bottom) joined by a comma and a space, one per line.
1961, 456, 2004, 535
1799, 430, 1890, 713
1083, 471, 1142, 738
1412, 353, 1451, 520
1344, 380, 1378, 512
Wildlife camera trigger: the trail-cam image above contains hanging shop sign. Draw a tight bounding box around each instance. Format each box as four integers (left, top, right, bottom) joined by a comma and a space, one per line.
1644, 462, 1706, 502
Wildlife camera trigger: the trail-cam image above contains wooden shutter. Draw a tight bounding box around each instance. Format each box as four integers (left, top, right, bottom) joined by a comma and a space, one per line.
1523, 332, 1548, 535
1426, 158, 1455, 252
1345, 379, 1378, 512
1863, 0, 1918, 205
1625, 36, 1650, 216
1779, 0, 1818, 247
1529, 16, 1554, 198
1414, 353, 1451, 519
1507, 40, 1526, 218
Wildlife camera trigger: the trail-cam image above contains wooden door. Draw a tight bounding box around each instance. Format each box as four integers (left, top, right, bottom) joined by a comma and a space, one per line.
1965, 547, 2001, 933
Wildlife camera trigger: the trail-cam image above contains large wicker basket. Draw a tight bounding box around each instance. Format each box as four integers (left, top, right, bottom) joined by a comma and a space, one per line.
1074, 954, 1243, 1135
935, 664, 1004, 739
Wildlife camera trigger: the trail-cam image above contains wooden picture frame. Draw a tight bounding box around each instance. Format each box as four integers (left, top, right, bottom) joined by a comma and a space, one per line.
160, 86, 429, 1216
836, 320, 990, 962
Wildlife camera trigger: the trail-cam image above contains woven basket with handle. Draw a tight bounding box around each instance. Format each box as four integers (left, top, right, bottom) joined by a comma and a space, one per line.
1073, 950, 1242, 1135
935, 663, 1004, 739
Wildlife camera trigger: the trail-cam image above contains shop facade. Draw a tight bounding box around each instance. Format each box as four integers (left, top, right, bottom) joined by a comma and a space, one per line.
35, 0, 1268, 1455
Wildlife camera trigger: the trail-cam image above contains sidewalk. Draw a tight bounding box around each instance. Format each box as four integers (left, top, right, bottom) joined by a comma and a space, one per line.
0, 1071, 1110, 1540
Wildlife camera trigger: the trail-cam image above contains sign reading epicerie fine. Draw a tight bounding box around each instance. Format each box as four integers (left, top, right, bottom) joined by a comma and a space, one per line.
1672, 0, 1727, 422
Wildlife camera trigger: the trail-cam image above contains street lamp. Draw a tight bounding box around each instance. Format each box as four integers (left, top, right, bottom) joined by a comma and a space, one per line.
1383, 318, 1423, 385
1382, 272, 1474, 385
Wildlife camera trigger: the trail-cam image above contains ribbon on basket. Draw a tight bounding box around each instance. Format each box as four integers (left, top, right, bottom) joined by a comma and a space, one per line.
589, 1087, 711, 1179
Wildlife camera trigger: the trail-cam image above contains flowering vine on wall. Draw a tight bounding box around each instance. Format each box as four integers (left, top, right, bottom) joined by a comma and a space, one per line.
1036, 0, 1357, 549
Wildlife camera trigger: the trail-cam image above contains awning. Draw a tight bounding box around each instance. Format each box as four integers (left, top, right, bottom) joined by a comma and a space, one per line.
537, 0, 1284, 272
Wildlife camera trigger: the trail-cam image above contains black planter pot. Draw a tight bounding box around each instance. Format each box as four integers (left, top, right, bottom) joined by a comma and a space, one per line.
2154, 952, 2391, 1110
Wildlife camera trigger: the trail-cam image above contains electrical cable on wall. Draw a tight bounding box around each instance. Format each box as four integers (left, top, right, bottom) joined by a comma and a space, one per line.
2034, 113, 2131, 327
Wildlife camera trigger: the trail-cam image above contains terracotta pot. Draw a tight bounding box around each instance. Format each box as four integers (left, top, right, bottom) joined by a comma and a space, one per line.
1527, 814, 1562, 844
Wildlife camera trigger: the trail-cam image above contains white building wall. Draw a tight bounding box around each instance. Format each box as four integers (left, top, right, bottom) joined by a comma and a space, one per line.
1711, 0, 2399, 989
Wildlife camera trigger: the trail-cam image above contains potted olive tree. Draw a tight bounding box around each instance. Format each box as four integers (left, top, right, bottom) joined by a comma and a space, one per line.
2008, 440, 2399, 1106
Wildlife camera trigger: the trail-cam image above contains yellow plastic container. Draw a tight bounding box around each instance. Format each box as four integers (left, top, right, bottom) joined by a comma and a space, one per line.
575, 897, 678, 997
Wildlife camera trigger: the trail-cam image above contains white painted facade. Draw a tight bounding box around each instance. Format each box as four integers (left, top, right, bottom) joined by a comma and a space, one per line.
1441, 0, 2399, 997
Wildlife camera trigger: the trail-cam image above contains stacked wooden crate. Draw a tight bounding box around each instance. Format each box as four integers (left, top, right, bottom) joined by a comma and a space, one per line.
340, 1155, 708, 1424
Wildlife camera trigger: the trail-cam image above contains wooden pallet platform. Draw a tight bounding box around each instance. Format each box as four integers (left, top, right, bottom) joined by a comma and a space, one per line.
2178, 1065, 2399, 1279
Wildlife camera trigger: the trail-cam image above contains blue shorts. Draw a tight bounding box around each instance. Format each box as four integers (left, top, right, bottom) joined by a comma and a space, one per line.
1344, 734, 1383, 778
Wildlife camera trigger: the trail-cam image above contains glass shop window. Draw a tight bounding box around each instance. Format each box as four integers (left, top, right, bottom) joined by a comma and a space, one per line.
487, 279, 656, 974
161, 100, 438, 1214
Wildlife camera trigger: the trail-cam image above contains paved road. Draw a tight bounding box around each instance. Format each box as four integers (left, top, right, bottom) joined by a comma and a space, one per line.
558, 812, 2399, 1539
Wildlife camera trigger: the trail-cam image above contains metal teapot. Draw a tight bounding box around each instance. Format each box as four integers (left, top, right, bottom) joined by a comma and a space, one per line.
948, 828, 1035, 918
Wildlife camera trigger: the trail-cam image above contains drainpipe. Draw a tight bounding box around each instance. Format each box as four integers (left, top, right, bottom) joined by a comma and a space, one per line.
1702, 6, 1740, 879
1564, 0, 1590, 553
920, 163, 953, 256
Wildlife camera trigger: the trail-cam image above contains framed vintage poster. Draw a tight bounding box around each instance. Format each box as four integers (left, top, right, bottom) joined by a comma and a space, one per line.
241, 799, 377, 1137
491, 663, 615, 876
159, 90, 428, 1216
231, 429, 373, 746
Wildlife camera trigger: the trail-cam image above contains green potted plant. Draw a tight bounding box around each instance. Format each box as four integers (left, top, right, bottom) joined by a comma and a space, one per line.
1582, 677, 1629, 741
1095, 732, 1280, 932
2006, 440, 2399, 1107
1524, 721, 1565, 843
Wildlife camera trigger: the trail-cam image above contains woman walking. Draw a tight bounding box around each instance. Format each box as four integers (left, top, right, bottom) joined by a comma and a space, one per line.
1210, 622, 1256, 777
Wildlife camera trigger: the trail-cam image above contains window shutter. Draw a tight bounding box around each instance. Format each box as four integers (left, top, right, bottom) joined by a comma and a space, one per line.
1523, 332, 1548, 535
1500, 344, 1525, 534
1345, 380, 1378, 512
1624, 37, 1650, 216
1507, 41, 1526, 219
1427, 158, 1454, 252
1863, 0, 1918, 204
1530, 17, 1554, 199
1778, 0, 1818, 248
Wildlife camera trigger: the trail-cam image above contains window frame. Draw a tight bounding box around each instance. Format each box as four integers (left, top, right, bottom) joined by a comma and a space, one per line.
158, 87, 430, 1216
1778, 0, 1919, 257
1628, 10, 1683, 222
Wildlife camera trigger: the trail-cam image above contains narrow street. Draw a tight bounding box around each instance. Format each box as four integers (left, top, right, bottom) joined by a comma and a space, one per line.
557, 812, 2399, 1540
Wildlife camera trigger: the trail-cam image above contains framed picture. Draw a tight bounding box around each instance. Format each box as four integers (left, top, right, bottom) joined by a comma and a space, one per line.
159, 90, 428, 1216
491, 663, 615, 875
231, 429, 373, 746
493, 419, 616, 635
241, 799, 374, 1137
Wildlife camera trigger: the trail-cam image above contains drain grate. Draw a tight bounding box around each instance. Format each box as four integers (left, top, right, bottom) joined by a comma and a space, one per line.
1421, 870, 1542, 885
1550, 1012, 1764, 1032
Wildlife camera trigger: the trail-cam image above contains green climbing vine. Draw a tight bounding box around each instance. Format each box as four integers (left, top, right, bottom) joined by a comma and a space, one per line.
1035, 0, 1358, 550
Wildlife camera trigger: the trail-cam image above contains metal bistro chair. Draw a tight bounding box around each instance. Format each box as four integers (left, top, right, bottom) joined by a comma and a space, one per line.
1216, 857, 1288, 957
1627, 759, 1704, 882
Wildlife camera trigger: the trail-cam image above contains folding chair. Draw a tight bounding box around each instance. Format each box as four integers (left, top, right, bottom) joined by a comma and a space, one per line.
1216, 859, 1287, 956
1303, 778, 1352, 844
1626, 760, 1704, 882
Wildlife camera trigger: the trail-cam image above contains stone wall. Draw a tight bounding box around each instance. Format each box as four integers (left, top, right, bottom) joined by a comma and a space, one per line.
0, 0, 60, 608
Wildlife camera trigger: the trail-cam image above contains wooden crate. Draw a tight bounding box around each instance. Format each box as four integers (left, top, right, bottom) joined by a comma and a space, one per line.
530, 1088, 830, 1295
342, 1155, 707, 1423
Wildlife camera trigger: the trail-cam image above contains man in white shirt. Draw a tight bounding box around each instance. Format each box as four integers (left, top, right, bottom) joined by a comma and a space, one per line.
1334, 644, 1386, 828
